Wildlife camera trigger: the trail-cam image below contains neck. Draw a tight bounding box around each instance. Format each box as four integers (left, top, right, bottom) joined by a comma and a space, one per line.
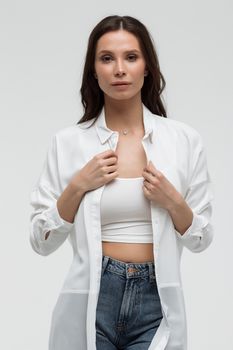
104, 96, 144, 134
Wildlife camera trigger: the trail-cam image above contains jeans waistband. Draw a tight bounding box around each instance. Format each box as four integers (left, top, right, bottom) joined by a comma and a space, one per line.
101, 255, 156, 280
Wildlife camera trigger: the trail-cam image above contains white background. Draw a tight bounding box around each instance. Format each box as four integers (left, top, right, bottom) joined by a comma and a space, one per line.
0, 0, 232, 349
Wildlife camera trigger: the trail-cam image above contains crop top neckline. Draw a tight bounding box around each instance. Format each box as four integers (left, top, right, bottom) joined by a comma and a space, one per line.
115, 176, 143, 180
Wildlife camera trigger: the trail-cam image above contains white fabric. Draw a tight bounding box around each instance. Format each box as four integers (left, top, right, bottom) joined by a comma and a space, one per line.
29, 103, 214, 350
101, 176, 153, 243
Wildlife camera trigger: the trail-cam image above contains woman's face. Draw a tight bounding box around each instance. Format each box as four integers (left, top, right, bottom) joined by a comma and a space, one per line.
94, 30, 147, 101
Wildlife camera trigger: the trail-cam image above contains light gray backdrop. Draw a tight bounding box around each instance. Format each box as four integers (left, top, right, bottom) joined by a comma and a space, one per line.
0, 0, 232, 349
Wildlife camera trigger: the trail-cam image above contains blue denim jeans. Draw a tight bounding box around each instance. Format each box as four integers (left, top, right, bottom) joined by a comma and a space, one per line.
95, 255, 163, 350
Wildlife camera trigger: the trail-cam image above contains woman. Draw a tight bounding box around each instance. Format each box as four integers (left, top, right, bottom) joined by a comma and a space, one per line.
29, 15, 214, 350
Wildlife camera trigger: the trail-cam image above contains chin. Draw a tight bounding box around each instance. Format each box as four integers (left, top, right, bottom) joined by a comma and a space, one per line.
105, 91, 141, 101
111, 95, 134, 101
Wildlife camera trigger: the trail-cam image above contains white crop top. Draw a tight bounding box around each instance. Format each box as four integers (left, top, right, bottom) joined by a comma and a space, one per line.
100, 177, 153, 243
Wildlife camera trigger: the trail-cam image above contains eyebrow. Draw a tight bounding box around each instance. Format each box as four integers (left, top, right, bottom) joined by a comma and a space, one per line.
97, 49, 141, 55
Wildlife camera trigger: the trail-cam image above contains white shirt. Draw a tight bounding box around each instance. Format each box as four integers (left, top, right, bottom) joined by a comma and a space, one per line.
29, 103, 214, 350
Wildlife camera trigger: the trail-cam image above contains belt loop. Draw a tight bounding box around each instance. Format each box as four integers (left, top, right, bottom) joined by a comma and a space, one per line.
149, 262, 156, 283
101, 255, 109, 276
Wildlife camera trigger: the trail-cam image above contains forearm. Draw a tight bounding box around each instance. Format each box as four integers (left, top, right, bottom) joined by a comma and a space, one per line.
44, 182, 85, 240
57, 182, 86, 224
167, 195, 193, 236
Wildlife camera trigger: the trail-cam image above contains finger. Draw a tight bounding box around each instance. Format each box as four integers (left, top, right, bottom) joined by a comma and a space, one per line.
106, 164, 118, 173
144, 164, 159, 178
143, 169, 155, 182
102, 149, 118, 159
143, 179, 151, 190
148, 160, 157, 172
144, 160, 154, 171
142, 170, 150, 180
143, 184, 151, 196
104, 156, 118, 166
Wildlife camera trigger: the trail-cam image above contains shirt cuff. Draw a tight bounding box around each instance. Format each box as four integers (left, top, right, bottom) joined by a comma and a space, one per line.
174, 210, 208, 241
40, 202, 74, 240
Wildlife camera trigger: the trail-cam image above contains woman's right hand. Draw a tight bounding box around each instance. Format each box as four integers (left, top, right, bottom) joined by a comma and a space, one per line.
70, 149, 119, 194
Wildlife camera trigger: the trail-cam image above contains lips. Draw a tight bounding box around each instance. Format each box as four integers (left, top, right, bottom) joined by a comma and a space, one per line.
111, 82, 131, 86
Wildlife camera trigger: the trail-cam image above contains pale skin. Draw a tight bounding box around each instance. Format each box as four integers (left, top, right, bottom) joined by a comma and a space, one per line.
52, 29, 193, 263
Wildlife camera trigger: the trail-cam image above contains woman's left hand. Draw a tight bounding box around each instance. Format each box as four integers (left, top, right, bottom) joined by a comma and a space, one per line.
142, 160, 183, 210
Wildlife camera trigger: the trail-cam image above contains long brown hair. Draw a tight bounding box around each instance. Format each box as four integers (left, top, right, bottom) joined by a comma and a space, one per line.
78, 15, 167, 126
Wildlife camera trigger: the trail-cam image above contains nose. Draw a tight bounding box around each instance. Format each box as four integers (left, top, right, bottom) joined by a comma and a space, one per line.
114, 59, 126, 77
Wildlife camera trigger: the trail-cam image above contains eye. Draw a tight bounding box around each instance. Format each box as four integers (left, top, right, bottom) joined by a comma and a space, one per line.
128, 54, 137, 61
100, 55, 112, 63
100, 54, 138, 63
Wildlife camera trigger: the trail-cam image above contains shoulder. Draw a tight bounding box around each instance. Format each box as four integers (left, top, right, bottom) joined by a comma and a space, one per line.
152, 114, 204, 150
52, 120, 94, 142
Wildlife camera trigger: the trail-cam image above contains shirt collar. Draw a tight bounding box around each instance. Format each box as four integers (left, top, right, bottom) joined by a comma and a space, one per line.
94, 103, 154, 144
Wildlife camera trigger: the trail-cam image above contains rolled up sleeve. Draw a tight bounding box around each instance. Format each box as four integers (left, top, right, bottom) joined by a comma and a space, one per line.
175, 133, 214, 253
29, 134, 74, 256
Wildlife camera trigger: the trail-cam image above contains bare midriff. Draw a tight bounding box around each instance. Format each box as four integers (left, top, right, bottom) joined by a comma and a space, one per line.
102, 242, 154, 263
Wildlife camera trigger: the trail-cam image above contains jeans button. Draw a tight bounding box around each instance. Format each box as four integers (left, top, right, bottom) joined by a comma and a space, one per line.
127, 267, 138, 273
